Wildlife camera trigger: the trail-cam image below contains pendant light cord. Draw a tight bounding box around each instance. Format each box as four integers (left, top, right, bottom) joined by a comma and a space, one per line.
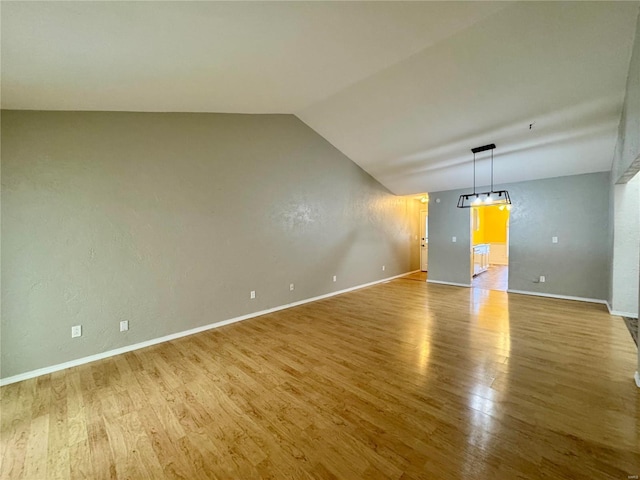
490, 148, 494, 192
473, 152, 476, 195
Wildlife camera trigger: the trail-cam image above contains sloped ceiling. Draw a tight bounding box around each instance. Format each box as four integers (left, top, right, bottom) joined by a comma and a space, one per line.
2, 1, 638, 194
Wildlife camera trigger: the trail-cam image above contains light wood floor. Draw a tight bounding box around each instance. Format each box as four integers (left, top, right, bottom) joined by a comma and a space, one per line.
1, 276, 639, 479
472, 265, 508, 291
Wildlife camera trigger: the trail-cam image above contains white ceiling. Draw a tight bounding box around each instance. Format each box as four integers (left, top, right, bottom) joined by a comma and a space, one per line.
2, 1, 639, 194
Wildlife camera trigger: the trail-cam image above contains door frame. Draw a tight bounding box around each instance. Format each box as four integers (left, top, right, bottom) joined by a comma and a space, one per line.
420, 209, 428, 272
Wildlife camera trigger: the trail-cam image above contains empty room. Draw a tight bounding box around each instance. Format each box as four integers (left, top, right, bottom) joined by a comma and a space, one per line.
1, 2, 640, 479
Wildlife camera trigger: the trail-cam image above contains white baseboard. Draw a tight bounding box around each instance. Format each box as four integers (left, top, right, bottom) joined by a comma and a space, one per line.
0, 271, 414, 387
635, 372, 640, 388
605, 301, 638, 318
427, 279, 472, 288
506, 289, 607, 306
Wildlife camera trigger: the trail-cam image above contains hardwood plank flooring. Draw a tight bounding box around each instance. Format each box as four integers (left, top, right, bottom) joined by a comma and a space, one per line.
472, 265, 508, 291
1, 276, 639, 479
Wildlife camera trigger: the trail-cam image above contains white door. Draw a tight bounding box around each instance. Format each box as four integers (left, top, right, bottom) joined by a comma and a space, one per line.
420, 210, 428, 271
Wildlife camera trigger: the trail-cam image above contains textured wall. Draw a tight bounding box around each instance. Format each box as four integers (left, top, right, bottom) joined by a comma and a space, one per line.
425, 190, 472, 286
409, 199, 422, 269
609, 11, 640, 377
428, 172, 612, 299
1, 111, 417, 378
611, 175, 640, 315
482, 207, 509, 244
507, 173, 611, 299
472, 206, 509, 245
607, 176, 616, 307
472, 208, 484, 245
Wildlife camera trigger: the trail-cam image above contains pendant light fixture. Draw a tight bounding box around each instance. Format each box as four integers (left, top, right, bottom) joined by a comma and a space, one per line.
457, 143, 511, 208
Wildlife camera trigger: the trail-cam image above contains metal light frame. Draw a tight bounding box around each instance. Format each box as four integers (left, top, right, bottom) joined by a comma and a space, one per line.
457, 143, 511, 208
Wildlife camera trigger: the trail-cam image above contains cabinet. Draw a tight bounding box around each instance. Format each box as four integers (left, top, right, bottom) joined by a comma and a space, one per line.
472, 244, 490, 277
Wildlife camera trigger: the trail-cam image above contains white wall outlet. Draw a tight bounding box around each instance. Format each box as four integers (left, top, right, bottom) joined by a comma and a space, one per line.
71, 325, 82, 338
289, 283, 294, 291
382, 265, 386, 271
332, 275, 337, 282
250, 290, 256, 299
452, 236, 457, 243
539, 276, 546, 283
120, 320, 129, 332
552, 236, 558, 244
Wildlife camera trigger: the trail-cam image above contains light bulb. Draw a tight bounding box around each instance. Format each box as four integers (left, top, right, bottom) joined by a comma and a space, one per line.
485, 195, 493, 204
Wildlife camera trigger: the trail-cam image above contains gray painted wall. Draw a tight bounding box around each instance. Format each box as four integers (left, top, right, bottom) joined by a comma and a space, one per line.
428, 172, 612, 300
1, 111, 418, 378
425, 190, 471, 286
611, 176, 640, 316
610, 10, 640, 378
607, 176, 615, 307
507, 173, 611, 299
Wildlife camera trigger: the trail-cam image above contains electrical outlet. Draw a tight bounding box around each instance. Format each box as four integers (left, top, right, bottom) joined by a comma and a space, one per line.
250, 290, 256, 299
452, 236, 457, 243
552, 236, 558, 244
71, 325, 82, 338
539, 276, 546, 283
332, 275, 337, 282
289, 283, 294, 291
382, 265, 386, 271
120, 320, 129, 332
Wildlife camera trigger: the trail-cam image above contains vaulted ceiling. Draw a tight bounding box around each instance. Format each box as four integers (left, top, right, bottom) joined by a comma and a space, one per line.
2, 1, 638, 194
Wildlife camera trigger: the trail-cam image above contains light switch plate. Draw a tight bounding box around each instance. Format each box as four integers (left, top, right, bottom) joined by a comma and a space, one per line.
452, 236, 457, 243
120, 320, 129, 332
552, 236, 558, 244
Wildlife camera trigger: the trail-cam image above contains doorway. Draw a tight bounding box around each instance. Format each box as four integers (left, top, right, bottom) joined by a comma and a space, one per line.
420, 209, 428, 272
470, 205, 510, 291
